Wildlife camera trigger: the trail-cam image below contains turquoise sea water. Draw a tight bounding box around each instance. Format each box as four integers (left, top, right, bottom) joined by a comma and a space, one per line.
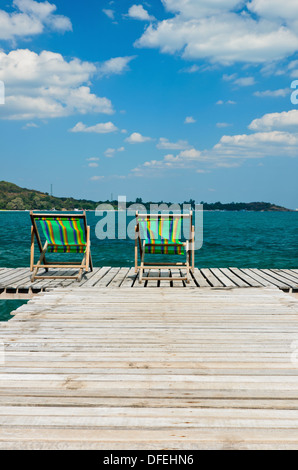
1, 210, 298, 320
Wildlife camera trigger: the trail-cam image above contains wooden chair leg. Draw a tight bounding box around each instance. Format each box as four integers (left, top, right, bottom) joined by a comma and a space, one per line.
30, 226, 34, 272
81, 227, 92, 277
185, 241, 190, 283
191, 226, 195, 272
135, 243, 138, 274
139, 241, 146, 283
77, 252, 87, 282
31, 241, 48, 282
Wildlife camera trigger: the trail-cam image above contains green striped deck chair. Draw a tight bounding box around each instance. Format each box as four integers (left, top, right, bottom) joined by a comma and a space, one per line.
135, 212, 195, 284
30, 211, 93, 282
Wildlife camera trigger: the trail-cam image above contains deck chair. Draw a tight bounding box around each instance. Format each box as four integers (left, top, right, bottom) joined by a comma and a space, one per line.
30, 211, 93, 282
135, 211, 195, 283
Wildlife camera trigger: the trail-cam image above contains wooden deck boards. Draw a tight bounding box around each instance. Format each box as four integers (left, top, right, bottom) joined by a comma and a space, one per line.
0, 286, 298, 449
1, 267, 298, 298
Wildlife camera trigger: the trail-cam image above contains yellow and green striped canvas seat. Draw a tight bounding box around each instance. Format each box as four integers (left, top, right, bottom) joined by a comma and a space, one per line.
30, 211, 92, 283
35, 216, 87, 254
139, 216, 185, 255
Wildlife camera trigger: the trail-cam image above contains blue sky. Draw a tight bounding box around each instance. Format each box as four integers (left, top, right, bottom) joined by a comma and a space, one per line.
0, 0, 298, 208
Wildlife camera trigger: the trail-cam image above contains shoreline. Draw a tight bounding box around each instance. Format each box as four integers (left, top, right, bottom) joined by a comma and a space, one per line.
0, 209, 297, 213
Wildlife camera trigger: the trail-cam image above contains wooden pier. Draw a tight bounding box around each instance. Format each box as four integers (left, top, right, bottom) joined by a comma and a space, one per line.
0, 286, 298, 449
1, 266, 298, 299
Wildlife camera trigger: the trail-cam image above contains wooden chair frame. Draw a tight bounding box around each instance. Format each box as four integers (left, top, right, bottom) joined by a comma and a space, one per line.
30, 211, 93, 282
135, 211, 195, 284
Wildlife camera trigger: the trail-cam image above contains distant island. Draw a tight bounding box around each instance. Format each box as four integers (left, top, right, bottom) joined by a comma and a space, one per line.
0, 181, 292, 212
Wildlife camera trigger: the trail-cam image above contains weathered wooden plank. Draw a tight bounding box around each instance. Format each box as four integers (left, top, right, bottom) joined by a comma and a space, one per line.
260, 269, 297, 288
133, 269, 148, 288
108, 268, 130, 288
1, 286, 298, 449
74, 267, 101, 287
0, 268, 30, 286
2, 404, 298, 418
159, 269, 171, 287
279, 269, 298, 280
192, 268, 210, 287
94, 267, 120, 287
1, 267, 298, 292
1, 395, 298, 409
31, 269, 78, 290
80, 267, 111, 287
120, 267, 137, 287
0, 428, 298, 450
31, 269, 76, 290
254, 269, 292, 290
219, 268, 251, 287
0, 268, 20, 283
200, 268, 224, 287
231, 268, 270, 287
210, 268, 238, 287
180, 269, 196, 287
271, 270, 298, 287
170, 269, 185, 287
144, 269, 159, 287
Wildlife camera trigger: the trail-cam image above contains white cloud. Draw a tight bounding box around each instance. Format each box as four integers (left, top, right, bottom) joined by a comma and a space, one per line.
90, 175, 104, 181
224, 74, 256, 87
86, 157, 99, 161
212, 130, 298, 161
0, 0, 72, 40
233, 76, 256, 87
179, 148, 202, 159
181, 64, 200, 73
254, 88, 290, 98
98, 56, 136, 77
135, 0, 298, 65
216, 99, 236, 105
70, 121, 118, 134
288, 60, 298, 78
216, 131, 298, 149
130, 109, 298, 175
102, 9, 115, 20
22, 121, 39, 129
249, 109, 298, 131
248, 0, 298, 22
136, 146, 204, 172
0, 49, 113, 119
125, 132, 152, 143
156, 137, 190, 150
88, 162, 98, 167
184, 116, 196, 124
127, 5, 155, 21
216, 122, 232, 128
223, 73, 237, 82
104, 146, 125, 157
163, 0, 241, 19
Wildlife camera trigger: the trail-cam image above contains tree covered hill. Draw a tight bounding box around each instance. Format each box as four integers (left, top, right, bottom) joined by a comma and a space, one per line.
0, 181, 98, 211
0, 181, 292, 211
